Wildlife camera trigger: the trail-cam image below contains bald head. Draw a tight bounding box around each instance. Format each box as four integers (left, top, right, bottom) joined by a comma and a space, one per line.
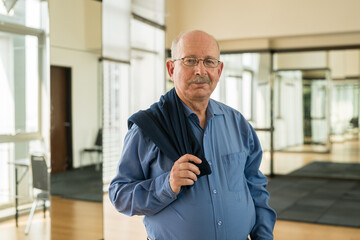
171, 30, 220, 59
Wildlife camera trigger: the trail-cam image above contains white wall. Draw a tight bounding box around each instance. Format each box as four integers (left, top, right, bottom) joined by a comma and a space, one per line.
49, 0, 101, 167
274, 51, 328, 70
49, 0, 101, 51
329, 50, 360, 79
273, 50, 360, 77
165, 0, 360, 50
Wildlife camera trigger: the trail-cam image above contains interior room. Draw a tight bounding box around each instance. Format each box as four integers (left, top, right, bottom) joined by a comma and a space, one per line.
0, 0, 359, 239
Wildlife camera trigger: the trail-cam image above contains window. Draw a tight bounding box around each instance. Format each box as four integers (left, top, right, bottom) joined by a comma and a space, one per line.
0, 0, 42, 29
130, 17, 165, 113
214, 53, 259, 121
242, 70, 253, 120
331, 81, 360, 136
0, 33, 39, 135
0, 31, 43, 209
0, 0, 48, 211
102, 61, 130, 184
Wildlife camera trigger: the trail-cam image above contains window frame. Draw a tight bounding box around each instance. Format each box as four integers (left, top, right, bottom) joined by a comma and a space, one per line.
0, 21, 45, 144
0, 20, 47, 209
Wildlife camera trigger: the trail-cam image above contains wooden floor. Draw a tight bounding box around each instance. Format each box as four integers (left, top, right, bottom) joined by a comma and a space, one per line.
0, 210, 50, 240
51, 196, 103, 240
261, 139, 360, 175
0, 138, 359, 240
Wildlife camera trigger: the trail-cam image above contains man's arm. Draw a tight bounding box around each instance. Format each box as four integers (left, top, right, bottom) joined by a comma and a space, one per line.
108, 125, 201, 216
245, 124, 277, 240
108, 125, 177, 216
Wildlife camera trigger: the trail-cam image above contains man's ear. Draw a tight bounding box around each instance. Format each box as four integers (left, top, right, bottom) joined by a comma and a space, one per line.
166, 60, 175, 81
217, 61, 224, 78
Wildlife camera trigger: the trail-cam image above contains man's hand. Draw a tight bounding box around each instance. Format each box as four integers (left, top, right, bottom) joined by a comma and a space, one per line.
169, 154, 202, 194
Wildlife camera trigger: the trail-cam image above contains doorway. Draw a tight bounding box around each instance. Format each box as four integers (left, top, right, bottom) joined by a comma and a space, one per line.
50, 66, 73, 173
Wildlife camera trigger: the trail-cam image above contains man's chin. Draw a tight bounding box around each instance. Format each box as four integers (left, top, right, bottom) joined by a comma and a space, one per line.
190, 81, 211, 88
192, 82, 209, 87
190, 87, 213, 98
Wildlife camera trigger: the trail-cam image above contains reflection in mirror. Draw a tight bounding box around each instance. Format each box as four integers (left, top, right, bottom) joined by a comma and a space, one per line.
102, 1, 166, 239
212, 50, 360, 179
213, 52, 273, 175
267, 50, 360, 230
331, 80, 360, 142
49, 0, 103, 239
214, 53, 272, 122
271, 50, 360, 177
273, 69, 331, 153
49, 65, 103, 239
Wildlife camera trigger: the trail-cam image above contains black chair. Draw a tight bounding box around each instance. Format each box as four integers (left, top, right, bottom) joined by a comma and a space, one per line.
80, 128, 102, 170
25, 154, 50, 235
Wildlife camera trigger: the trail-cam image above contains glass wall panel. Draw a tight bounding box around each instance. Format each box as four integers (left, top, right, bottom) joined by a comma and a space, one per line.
102, 0, 131, 61
132, 0, 165, 25
270, 49, 360, 181
331, 79, 360, 140
0, 142, 13, 206
0, 0, 48, 224
214, 52, 270, 122
242, 70, 253, 119
0, 139, 44, 208
273, 71, 304, 150
273, 70, 331, 152
311, 80, 327, 143
255, 81, 271, 150
0, 31, 43, 210
130, 18, 165, 114
0, 33, 39, 135
131, 18, 164, 52
224, 76, 241, 110
102, 61, 130, 185
213, 52, 272, 174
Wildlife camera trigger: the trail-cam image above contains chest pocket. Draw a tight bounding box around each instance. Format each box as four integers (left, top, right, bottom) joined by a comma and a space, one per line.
222, 152, 247, 192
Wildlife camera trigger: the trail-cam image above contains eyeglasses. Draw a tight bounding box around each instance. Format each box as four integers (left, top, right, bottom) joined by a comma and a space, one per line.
172, 57, 221, 68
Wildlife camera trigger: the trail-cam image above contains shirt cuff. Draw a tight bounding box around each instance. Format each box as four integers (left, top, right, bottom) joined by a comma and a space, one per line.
156, 172, 178, 202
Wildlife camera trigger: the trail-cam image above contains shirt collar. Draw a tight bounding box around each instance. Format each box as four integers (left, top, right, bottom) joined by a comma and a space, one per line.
181, 98, 224, 120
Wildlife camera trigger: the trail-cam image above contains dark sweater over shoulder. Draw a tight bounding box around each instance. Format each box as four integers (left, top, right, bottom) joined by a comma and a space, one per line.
128, 88, 211, 177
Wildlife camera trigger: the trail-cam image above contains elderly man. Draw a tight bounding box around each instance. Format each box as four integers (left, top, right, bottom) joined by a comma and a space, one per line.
109, 30, 276, 240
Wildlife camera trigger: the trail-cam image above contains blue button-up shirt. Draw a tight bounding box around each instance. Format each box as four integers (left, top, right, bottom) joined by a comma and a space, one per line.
109, 99, 276, 240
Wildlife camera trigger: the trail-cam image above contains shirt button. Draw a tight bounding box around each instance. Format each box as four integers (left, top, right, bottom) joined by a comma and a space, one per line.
213, 189, 217, 194
204, 133, 207, 137
217, 220, 222, 226
208, 161, 212, 165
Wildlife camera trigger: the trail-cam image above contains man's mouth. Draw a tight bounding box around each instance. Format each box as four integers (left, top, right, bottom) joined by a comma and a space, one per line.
190, 76, 211, 84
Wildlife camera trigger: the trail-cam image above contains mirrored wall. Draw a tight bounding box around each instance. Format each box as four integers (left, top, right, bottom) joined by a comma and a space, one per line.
273, 69, 331, 153
101, 1, 166, 239
213, 52, 274, 175
217, 49, 360, 176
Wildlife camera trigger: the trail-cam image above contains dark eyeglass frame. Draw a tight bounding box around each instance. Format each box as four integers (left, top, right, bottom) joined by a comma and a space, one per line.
172, 57, 221, 68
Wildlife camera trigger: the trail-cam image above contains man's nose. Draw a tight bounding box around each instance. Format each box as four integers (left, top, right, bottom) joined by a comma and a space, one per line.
194, 60, 207, 75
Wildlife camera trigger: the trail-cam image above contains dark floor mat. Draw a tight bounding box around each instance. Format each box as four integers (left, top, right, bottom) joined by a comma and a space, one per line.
289, 161, 360, 180
268, 176, 360, 228
51, 165, 103, 202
